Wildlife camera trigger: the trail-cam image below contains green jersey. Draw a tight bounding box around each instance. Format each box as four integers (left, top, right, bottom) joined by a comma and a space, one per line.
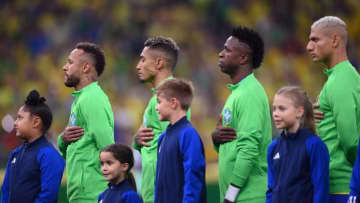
58, 82, 114, 202
216, 73, 272, 202
316, 60, 360, 193
132, 76, 191, 203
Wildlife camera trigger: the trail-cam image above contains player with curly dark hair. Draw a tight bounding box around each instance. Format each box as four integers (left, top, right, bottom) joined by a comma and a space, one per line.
212, 27, 272, 203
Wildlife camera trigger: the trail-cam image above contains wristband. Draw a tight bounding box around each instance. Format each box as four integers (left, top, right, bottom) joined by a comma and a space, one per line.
224, 184, 240, 202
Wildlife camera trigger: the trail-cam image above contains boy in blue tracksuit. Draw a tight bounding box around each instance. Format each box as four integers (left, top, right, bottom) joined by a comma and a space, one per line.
349, 140, 360, 203
267, 86, 329, 203
154, 79, 206, 203
1, 90, 65, 203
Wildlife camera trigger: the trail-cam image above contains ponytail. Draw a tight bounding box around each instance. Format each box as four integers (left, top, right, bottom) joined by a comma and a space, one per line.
302, 95, 316, 133
127, 171, 137, 192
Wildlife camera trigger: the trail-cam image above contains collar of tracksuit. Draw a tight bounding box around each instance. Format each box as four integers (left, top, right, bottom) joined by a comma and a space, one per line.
108, 179, 128, 189
24, 135, 46, 149
281, 129, 300, 139
166, 116, 188, 131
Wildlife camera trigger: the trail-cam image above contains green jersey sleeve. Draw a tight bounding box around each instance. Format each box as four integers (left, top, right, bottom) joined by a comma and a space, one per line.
328, 82, 359, 164
80, 99, 114, 150
231, 95, 265, 187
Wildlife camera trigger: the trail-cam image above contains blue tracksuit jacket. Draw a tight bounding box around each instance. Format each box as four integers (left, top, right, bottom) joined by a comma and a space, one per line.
155, 116, 206, 203
1, 135, 65, 203
349, 139, 360, 203
98, 179, 142, 203
266, 128, 329, 203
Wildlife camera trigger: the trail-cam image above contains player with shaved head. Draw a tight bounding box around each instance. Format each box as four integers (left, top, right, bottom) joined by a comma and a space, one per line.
307, 16, 360, 203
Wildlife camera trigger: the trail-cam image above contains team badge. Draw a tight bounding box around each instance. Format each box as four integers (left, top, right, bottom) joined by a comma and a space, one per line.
223, 108, 232, 124
69, 113, 76, 126
143, 116, 147, 127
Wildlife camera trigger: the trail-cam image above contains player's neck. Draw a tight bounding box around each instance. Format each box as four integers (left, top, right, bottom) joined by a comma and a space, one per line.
326, 49, 348, 69
169, 110, 186, 125
75, 78, 97, 91
152, 69, 172, 87
231, 66, 252, 84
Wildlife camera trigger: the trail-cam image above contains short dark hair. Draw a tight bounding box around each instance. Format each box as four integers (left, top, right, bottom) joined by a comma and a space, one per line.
76, 42, 106, 76
231, 27, 264, 69
144, 37, 180, 70
156, 78, 194, 111
23, 90, 53, 135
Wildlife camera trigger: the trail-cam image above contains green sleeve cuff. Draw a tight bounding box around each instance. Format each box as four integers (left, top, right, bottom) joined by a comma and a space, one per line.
132, 136, 142, 151
57, 134, 67, 159
213, 143, 219, 153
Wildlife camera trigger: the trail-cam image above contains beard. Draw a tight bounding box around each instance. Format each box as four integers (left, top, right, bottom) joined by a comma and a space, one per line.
64, 75, 80, 87
220, 63, 238, 76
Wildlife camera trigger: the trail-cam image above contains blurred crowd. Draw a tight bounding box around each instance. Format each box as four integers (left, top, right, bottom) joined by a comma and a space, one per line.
0, 0, 359, 180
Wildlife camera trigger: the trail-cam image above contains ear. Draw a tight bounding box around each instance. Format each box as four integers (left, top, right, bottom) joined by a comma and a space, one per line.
332, 34, 341, 48
239, 54, 249, 65
170, 97, 179, 109
155, 57, 165, 71
32, 115, 42, 129
82, 62, 92, 74
296, 106, 305, 119
120, 163, 129, 172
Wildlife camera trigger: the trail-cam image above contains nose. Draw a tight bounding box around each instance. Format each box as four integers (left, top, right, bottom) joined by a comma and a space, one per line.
306, 42, 313, 52
219, 50, 224, 58
62, 64, 67, 72
136, 61, 142, 70
156, 103, 160, 112
101, 165, 107, 172
272, 109, 279, 118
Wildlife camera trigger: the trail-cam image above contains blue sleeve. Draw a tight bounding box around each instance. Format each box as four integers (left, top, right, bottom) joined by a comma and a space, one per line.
266, 140, 277, 203
349, 139, 360, 202
98, 191, 104, 202
306, 136, 329, 203
179, 127, 206, 203
1, 151, 15, 203
34, 147, 65, 203
121, 190, 143, 203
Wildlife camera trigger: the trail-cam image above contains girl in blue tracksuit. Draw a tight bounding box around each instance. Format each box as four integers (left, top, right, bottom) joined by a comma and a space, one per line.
1, 90, 65, 203
267, 86, 329, 203
98, 144, 142, 203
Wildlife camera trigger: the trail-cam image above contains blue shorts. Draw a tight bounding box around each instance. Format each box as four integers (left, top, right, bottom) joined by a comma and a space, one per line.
329, 194, 349, 203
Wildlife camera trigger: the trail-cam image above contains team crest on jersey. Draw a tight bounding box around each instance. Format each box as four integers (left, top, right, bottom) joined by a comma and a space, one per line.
11, 157, 16, 164
223, 108, 232, 124
69, 113, 76, 126
143, 116, 147, 127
